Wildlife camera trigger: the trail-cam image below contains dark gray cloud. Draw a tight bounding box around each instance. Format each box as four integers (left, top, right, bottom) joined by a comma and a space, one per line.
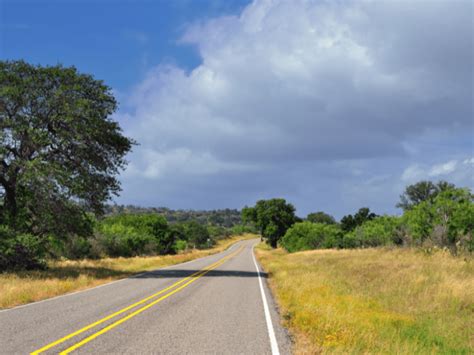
116, 0, 473, 217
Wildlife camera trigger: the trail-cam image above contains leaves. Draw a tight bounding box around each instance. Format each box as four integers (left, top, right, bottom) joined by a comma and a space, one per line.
0, 60, 134, 237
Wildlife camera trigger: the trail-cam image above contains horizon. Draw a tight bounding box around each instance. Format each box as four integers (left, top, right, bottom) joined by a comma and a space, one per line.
2, 0, 473, 219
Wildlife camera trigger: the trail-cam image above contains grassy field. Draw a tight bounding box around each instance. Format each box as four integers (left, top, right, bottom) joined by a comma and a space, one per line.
255, 245, 473, 354
0, 234, 256, 309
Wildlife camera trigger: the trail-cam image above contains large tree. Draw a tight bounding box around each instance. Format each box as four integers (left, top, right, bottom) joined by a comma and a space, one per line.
397, 180, 455, 211
242, 198, 296, 248
0, 60, 134, 237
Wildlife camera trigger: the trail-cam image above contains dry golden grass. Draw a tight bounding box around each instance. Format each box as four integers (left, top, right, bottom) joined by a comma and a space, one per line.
0, 234, 256, 309
255, 245, 474, 354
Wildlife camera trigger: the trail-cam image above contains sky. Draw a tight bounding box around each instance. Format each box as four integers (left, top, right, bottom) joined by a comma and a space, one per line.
1, 0, 473, 219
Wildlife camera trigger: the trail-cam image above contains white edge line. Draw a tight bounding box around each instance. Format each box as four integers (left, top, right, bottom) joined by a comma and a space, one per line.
0, 241, 241, 313
252, 244, 280, 355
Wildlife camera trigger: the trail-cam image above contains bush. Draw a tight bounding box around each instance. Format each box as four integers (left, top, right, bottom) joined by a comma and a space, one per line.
97, 221, 159, 257
342, 216, 401, 248
404, 187, 473, 251
231, 224, 257, 235
0, 226, 46, 270
173, 239, 187, 252
207, 224, 231, 240
96, 214, 171, 257
183, 221, 212, 249
280, 222, 342, 252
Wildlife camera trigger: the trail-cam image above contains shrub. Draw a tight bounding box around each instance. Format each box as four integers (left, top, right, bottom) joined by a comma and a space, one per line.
183, 221, 212, 249
342, 216, 401, 248
0, 226, 46, 270
95, 214, 171, 257
231, 224, 257, 235
207, 224, 231, 240
280, 222, 342, 252
403, 187, 473, 251
173, 239, 187, 252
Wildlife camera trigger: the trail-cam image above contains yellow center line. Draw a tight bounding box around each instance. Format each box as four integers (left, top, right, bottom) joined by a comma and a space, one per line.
31, 245, 243, 355
59, 247, 243, 354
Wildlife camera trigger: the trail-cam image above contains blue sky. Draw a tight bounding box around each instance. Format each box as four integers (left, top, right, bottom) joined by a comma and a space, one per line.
1, 0, 250, 90
1, 0, 473, 219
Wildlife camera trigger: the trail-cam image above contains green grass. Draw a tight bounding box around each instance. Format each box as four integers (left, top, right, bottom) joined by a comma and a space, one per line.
0, 234, 256, 309
255, 245, 473, 354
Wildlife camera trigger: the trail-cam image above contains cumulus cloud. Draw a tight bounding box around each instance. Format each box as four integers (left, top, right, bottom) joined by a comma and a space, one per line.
117, 0, 473, 215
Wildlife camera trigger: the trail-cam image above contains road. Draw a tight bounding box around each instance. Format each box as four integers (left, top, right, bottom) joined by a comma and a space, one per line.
0, 239, 291, 354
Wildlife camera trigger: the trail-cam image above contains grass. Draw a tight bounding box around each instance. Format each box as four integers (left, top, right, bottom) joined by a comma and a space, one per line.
255, 244, 474, 354
0, 234, 256, 309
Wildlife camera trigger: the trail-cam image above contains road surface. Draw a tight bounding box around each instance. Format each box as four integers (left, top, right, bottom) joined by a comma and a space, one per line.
0, 239, 291, 354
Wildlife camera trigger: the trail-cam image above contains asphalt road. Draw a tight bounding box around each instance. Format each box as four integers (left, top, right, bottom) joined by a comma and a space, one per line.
0, 239, 291, 354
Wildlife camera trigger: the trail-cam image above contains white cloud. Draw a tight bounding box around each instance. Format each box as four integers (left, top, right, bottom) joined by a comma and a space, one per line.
401, 164, 425, 182
429, 160, 458, 177
402, 157, 473, 185
117, 0, 473, 213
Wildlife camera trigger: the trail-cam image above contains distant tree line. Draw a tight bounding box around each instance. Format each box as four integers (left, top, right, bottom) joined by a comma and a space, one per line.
242, 181, 473, 254
105, 205, 242, 228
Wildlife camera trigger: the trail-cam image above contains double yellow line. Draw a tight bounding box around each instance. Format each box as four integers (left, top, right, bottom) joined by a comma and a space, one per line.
31, 245, 244, 355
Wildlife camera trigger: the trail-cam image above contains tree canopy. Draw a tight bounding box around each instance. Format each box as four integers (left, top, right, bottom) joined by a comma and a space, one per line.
0, 60, 134, 237
340, 207, 377, 232
397, 180, 454, 211
242, 198, 296, 248
306, 211, 336, 225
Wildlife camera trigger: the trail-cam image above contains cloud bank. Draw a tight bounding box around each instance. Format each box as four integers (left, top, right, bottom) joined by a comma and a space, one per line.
117, 0, 473, 217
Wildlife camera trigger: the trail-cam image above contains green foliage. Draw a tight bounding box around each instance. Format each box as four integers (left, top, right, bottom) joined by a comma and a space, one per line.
292, 183, 472, 254
231, 224, 257, 235
0, 226, 46, 270
98, 223, 153, 257
96, 214, 173, 257
306, 211, 336, 225
280, 222, 342, 252
173, 239, 187, 252
182, 221, 211, 249
404, 187, 473, 251
106, 206, 242, 228
242, 198, 296, 248
207, 224, 231, 240
0, 60, 133, 245
340, 207, 377, 232
397, 180, 454, 211
342, 216, 401, 248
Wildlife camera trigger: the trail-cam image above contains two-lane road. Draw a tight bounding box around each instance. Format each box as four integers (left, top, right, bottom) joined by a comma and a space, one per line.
0, 239, 291, 354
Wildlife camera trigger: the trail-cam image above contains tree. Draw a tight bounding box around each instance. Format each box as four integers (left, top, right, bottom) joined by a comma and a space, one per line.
306, 211, 336, 225
397, 180, 454, 211
404, 186, 473, 251
183, 221, 211, 249
340, 207, 377, 232
242, 198, 296, 248
0, 60, 134, 237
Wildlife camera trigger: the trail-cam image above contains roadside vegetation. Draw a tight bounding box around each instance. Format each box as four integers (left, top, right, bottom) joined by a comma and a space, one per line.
243, 181, 472, 254
245, 181, 472, 354
0, 234, 255, 309
256, 245, 473, 354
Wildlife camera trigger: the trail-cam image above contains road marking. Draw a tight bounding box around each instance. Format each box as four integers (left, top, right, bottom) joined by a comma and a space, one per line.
252, 244, 280, 355
31, 245, 243, 354
58, 247, 243, 354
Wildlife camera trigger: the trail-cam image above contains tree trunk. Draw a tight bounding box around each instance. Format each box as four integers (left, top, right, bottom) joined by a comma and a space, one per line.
4, 183, 18, 225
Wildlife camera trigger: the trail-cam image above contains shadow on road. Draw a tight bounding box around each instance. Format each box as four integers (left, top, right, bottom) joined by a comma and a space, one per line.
132, 269, 267, 279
